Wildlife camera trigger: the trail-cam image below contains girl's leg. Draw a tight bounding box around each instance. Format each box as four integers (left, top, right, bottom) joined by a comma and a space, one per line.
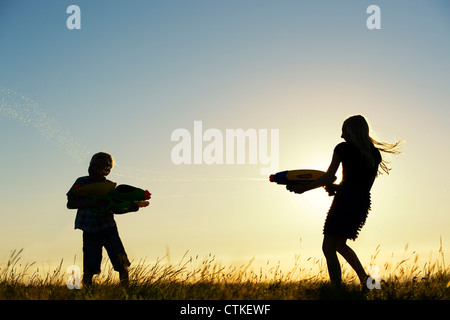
335, 238, 367, 284
322, 235, 342, 286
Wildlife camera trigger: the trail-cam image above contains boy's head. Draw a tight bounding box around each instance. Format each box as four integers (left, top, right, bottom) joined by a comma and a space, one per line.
88, 152, 114, 179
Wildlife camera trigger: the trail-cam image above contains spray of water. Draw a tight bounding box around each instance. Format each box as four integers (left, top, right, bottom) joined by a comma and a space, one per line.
112, 164, 265, 182
0, 87, 265, 197
0, 87, 90, 163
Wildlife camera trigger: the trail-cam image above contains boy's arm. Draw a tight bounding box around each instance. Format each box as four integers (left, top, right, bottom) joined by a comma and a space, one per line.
67, 178, 107, 210
66, 195, 104, 210
67, 195, 140, 213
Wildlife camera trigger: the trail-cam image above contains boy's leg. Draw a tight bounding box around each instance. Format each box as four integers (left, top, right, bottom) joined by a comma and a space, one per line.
82, 232, 103, 286
102, 227, 131, 287
82, 270, 95, 287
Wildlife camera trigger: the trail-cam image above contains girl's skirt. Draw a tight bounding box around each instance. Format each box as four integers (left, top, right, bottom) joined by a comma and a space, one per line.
323, 186, 371, 240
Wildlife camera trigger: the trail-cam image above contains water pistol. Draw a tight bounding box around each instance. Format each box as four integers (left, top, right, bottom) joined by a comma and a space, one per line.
71, 181, 151, 213
269, 169, 337, 195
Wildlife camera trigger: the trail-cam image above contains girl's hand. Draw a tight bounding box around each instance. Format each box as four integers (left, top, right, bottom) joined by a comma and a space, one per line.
324, 184, 340, 196
286, 184, 307, 194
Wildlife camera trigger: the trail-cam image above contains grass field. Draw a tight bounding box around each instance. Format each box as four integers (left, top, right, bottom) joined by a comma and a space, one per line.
1, 247, 448, 300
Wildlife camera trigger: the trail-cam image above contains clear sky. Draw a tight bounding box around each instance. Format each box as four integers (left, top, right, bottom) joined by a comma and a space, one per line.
1, 0, 449, 275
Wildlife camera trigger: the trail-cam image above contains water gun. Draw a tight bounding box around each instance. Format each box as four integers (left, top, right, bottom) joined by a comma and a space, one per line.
269, 169, 337, 195
72, 181, 151, 213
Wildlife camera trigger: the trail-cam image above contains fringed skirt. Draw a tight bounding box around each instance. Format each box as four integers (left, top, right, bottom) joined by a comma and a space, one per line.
323, 186, 371, 240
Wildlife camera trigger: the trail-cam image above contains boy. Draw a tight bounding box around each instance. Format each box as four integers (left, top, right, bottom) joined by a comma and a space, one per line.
67, 152, 139, 287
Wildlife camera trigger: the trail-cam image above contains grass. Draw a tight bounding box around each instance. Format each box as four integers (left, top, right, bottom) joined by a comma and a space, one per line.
0, 246, 449, 300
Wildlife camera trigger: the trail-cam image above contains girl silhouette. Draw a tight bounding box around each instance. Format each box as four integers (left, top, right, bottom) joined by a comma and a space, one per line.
289, 115, 401, 289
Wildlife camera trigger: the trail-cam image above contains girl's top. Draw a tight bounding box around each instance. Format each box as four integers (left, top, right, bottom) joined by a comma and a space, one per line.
335, 141, 381, 192
323, 141, 382, 240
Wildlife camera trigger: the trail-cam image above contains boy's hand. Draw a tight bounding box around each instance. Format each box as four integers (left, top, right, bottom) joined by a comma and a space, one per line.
110, 201, 139, 214
128, 202, 140, 212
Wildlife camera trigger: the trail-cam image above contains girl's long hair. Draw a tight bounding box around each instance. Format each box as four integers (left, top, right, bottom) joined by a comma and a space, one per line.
342, 115, 401, 175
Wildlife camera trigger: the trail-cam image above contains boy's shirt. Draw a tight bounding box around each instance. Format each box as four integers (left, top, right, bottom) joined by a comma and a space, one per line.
67, 176, 117, 233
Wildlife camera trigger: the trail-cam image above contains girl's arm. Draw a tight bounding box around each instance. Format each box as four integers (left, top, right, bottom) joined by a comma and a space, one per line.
288, 152, 341, 194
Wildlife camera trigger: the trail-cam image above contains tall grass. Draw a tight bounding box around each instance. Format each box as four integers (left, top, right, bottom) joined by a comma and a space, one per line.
1, 245, 448, 300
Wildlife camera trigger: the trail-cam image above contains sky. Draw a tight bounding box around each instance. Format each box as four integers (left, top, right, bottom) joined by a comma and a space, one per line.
1, 0, 449, 277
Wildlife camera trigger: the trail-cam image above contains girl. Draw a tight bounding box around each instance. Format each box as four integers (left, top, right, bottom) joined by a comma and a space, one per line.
289, 115, 401, 288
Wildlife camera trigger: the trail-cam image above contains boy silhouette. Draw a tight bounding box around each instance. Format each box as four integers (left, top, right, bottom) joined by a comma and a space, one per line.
67, 152, 143, 287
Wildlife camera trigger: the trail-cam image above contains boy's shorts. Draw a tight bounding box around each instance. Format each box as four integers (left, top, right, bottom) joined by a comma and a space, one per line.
82, 227, 131, 274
